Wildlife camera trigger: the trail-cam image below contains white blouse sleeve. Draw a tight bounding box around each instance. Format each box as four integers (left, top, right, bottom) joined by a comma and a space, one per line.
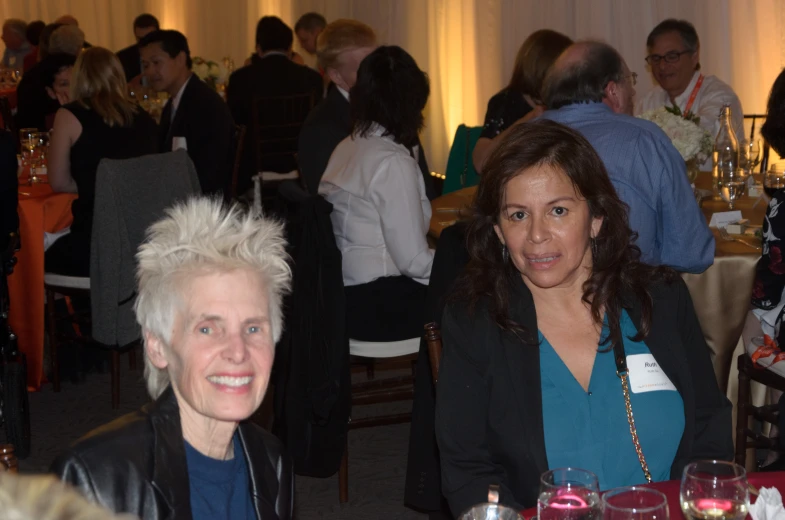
369, 153, 435, 283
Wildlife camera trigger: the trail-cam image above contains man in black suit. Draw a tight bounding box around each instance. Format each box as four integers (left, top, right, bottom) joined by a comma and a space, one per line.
0, 130, 17, 252
116, 13, 159, 82
140, 30, 235, 197
227, 16, 323, 195
298, 19, 438, 199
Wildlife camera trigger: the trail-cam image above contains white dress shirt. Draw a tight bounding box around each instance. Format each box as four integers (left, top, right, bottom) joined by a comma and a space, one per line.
319, 125, 435, 287
636, 71, 745, 169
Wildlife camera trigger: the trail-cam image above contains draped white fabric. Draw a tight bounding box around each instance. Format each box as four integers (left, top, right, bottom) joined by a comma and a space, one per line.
3, 0, 784, 172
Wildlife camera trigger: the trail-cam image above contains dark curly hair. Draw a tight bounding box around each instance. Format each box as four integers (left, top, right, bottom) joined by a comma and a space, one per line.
451, 119, 677, 350
351, 45, 429, 151
761, 68, 785, 157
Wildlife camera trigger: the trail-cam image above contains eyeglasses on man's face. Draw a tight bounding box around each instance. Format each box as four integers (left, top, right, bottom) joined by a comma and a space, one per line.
645, 50, 692, 66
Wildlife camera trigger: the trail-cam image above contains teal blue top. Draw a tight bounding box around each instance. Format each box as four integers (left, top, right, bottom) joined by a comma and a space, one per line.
540, 310, 685, 490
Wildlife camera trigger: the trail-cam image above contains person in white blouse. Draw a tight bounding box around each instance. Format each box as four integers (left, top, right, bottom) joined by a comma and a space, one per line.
636, 19, 745, 168
319, 45, 434, 342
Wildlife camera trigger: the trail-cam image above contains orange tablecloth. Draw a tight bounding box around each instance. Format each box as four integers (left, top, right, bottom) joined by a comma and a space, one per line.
8, 183, 77, 390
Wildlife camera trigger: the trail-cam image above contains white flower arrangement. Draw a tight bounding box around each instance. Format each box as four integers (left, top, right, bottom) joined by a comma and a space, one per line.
192, 57, 230, 88
637, 106, 713, 165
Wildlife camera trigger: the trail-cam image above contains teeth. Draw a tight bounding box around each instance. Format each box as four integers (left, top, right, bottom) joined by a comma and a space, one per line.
530, 257, 556, 263
207, 376, 253, 387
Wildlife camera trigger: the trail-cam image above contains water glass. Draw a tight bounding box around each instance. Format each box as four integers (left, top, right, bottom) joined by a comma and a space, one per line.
538, 468, 601, 520
458, 503, 524, 520
680, 461, 748, 520
602, 487, 669, 520
719, 168, 746, 209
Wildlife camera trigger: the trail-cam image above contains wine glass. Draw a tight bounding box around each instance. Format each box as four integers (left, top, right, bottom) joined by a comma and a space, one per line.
680, 461, 748, 520
719, 168, 747, 209
538, 468, 601, 520
602, 487, 669, 520
764, 170, 785, 199
748, 139, 762, 172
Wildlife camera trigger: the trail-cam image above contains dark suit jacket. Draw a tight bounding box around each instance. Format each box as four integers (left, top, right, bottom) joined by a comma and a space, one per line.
226, 54, 322, 194
159, 74, 235, 196
436, 275, 733, 516
298, 86, 439, 200
0, 130, 18, 251
116, 43, 141, 81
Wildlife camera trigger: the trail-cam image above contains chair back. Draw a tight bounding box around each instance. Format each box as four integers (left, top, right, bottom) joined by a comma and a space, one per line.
443, 124, 483, 195
744, 114, 771, 173
230, 124, 247, 200
89, 150, 202, 347
0, 97, 17, 152
252, 92, 315, 175
424, 322, 442, 384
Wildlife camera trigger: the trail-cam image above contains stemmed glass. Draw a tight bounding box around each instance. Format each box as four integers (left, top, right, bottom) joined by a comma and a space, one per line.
748, 139, 762, 172
538, 468, 601, 520
719, 168, 747, 209
680, 461, 748, 520
764, 170, 785, 199
602, 487, 669, 520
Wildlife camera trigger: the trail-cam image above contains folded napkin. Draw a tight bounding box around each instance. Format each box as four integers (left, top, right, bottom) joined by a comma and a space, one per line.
750, 487, 785, 520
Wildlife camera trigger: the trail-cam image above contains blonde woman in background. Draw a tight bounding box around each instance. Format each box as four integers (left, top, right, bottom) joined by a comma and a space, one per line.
46, 47, 158, 277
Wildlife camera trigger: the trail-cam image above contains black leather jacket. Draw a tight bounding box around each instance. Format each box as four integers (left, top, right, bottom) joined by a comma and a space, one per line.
50, 387, 293, 519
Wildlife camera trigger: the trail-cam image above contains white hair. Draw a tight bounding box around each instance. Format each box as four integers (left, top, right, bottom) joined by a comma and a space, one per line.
48, 25, 85, 56
134, 197, 292, 399
0, 472, 137, 520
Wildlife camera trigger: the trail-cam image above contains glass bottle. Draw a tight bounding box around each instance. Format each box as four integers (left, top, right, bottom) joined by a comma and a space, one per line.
714, 104, 742, 204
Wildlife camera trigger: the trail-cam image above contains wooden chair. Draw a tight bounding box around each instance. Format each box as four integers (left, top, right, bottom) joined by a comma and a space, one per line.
338, 337, 420, 503
424, 322, 442, 385
743, 114, 771, 174
230, 124, 247, 200
0, 97, 17, 151
734, 353, 785, 468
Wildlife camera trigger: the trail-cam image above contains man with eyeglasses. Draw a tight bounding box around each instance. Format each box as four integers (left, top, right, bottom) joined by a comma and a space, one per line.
636, 19, 744, 154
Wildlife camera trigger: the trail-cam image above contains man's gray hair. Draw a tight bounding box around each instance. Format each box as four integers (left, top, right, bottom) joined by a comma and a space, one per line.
3, 19, 27, 38
48, 25, 85, 56
134, 197, 292, 399
542, 40, 625, 110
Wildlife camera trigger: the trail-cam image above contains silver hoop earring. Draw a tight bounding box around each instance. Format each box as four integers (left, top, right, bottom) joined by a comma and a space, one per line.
502, 245, 509, 263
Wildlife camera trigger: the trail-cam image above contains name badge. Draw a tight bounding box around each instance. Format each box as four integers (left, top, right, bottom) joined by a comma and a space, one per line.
626, 354, 677, 394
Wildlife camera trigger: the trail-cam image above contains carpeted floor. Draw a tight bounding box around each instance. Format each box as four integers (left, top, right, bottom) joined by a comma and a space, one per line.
0, 351, 428, 519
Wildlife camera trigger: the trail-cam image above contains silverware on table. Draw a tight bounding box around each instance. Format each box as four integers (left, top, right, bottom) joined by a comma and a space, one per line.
718, 227, 761, 250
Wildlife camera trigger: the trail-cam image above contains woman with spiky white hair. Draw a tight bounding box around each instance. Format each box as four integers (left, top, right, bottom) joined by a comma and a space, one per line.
51, 197, 294, 520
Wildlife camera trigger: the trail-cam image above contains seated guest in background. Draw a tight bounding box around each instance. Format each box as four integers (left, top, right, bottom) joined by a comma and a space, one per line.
54, 14, 91, 48
140, 30, 235, 196
41, 53, 77, 108
472, 29, 573, 173
294, 12, 326, 67
436, 120, 732, 515
299, 20, 437, 198
636, 19, 744, 159
542, 41, 714, 273
51, 197, 294, 520
0, 130, 17, 253
46, 47, 158, 277
22, 19, 45, 72
227, 16, 322, 194
117, 13, 160, 82
319, 46, 434, 342
36, 22, 65, 61
15, 53, 76, 132
1, 19, 32, 69
15, 24, 83, 131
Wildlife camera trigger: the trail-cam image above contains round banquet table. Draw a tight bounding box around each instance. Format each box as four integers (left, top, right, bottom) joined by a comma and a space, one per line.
429, 171, 764, 419
8, 182, 77, 391
519, 471, 785, 519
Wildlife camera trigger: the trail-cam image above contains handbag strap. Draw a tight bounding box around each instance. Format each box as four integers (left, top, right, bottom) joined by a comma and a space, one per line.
613, 340, 653, 484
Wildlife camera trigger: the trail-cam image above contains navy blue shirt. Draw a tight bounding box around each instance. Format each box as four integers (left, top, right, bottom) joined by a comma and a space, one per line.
184, 433, 255, 520
541, 310, 685, 490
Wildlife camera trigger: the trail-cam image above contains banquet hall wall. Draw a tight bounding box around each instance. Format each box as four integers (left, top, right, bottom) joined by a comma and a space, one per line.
2, 0, 784, 174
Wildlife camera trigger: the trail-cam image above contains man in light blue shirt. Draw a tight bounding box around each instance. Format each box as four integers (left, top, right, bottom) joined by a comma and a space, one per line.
541, 41, 714, 273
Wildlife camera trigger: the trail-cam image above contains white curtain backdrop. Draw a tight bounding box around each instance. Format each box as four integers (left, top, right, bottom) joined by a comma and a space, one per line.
2, 0, 784, 172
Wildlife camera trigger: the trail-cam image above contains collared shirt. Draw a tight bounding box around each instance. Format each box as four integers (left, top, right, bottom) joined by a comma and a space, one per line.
1, 41, 31, 69
636, 71, 745, 169
541, 103, 715, 273
336, 85, 349, 101
170, 74, 193, 122
319, 125, 435, 286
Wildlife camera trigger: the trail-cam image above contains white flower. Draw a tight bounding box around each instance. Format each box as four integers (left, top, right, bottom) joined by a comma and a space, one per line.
637, 107, 713, 164
192, 60, 210, 80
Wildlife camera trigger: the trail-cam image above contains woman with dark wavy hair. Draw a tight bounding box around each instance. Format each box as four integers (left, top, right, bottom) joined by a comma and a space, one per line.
435, 119, 732, 515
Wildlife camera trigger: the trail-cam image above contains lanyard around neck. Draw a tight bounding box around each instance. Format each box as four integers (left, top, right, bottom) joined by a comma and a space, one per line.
682, 74, 704, 116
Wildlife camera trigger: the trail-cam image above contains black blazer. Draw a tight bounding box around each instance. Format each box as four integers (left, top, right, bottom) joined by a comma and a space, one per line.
435, 276, 733, 516
226, 54, 323, 193
116, 43, 141, 81
159, 74, 235, 196
0, 130, 18, 251
50, 386, 293, 520
298, 86, 439, 200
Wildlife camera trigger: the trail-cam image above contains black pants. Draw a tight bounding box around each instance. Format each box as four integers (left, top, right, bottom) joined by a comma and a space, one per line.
345, 276, 427, 342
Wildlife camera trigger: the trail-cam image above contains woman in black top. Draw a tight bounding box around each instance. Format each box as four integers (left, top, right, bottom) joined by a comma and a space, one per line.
472, 30, 572, 173
46, 47, 158, 277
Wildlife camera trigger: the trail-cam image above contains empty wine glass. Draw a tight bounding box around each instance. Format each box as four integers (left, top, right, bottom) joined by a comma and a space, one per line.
748, 139, 762, 172
538, 468, 601, 520
602, 487, 669, 520
680, 461, 748, 520
719, 168, 746, 209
